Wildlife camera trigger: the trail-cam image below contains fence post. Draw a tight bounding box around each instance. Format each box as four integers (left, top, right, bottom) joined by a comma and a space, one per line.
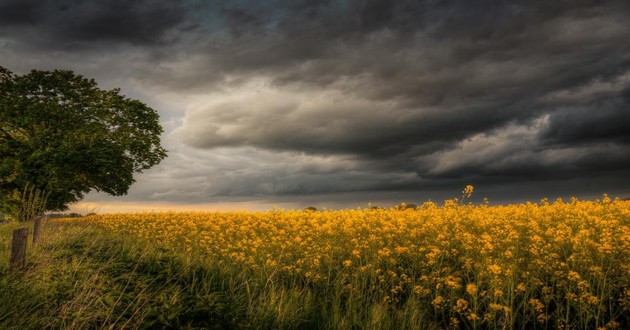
10, 227, 29, 271
33, 216, 42, 245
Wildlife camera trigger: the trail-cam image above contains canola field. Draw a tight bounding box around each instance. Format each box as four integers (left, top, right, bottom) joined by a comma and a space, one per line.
70, 192, 630, 329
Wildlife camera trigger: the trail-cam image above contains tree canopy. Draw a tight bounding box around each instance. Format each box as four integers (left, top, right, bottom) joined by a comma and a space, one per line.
0, 66, 167, 219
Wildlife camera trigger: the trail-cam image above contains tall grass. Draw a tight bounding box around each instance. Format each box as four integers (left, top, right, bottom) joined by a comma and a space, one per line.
0, 221, 247, 329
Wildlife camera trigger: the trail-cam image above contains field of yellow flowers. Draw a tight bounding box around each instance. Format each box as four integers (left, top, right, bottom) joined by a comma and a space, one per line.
70, 192, 630, 329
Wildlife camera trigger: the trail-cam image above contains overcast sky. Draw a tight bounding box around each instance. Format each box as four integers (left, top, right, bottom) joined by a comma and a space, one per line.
2, 0, 630, 211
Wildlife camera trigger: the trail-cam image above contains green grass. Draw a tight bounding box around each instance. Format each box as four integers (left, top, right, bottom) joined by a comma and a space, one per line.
0, 220, 249, 329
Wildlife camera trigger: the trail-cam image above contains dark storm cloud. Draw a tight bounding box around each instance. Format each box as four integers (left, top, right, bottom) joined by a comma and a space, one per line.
166, 0, 630, 193
3, 0, 630, 202
541, 92, 630, 146
0, 0, 187, 47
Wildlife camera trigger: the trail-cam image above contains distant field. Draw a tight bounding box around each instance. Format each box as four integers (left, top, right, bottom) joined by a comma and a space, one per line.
2, 197, 629, 329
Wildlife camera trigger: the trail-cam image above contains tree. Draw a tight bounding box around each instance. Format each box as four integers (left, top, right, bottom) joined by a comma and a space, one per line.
0, 66, 167, 220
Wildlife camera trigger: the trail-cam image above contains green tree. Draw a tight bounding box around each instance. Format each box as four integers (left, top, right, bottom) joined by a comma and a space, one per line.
0, 66, 167, 220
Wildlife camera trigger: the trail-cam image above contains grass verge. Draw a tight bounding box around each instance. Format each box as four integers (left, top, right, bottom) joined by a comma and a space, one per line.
0, 220, 247, 329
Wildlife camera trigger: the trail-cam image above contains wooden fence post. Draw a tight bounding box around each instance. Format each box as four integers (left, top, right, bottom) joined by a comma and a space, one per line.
10, 227, 28, 271
33, 216, 42, 245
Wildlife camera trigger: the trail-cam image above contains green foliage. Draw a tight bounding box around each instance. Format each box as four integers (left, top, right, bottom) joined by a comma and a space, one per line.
0, 221, 246, 329
0, 66, 167, 215
48, 213, 84, 219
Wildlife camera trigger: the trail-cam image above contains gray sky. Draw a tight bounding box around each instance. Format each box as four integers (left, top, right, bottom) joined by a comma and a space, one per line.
2, 0, 630, 211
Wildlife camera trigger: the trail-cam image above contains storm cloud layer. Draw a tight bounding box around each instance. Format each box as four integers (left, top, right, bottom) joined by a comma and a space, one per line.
1, 0, 629, 208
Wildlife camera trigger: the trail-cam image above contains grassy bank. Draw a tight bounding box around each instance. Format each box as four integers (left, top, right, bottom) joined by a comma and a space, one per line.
0, 220, 248, 329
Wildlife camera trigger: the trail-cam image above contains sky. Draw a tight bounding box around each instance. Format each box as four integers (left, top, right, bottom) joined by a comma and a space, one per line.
1, 0, 630, 212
